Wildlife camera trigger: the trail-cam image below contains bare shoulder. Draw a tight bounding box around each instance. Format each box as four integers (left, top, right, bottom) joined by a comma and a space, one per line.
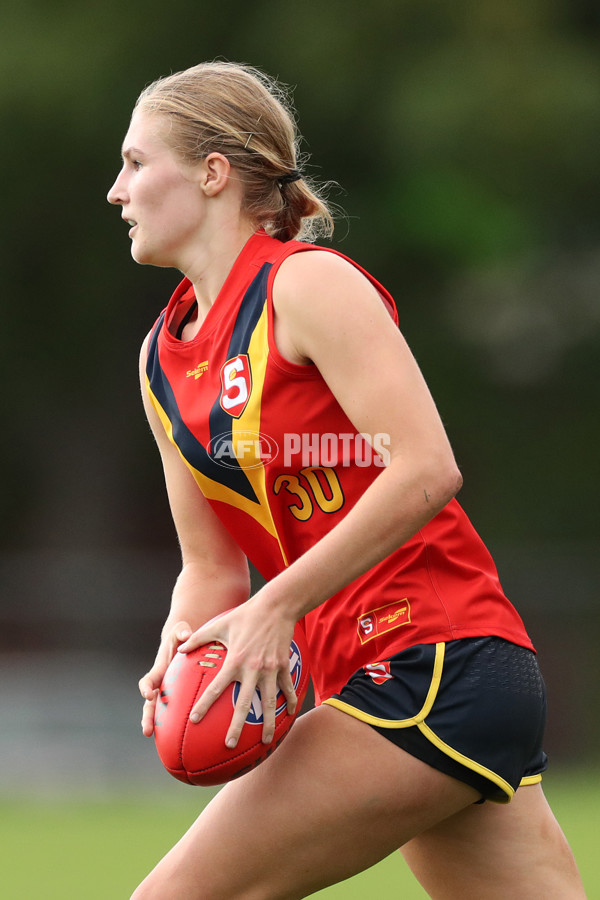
272, 248, 398, 367
273, 249, 392, 336
277, 247, 356, 276
274, 248, 380, 306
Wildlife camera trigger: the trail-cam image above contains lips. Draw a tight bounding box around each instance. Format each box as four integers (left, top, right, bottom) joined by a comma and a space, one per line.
122, 215, 138, 236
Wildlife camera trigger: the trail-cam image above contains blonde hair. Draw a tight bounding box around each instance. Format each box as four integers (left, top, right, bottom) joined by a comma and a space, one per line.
135, 61, 335, 243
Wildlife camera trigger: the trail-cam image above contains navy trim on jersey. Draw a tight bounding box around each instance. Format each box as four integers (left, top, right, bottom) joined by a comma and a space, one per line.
146, 312, 260, 503
207, 263, 272, 453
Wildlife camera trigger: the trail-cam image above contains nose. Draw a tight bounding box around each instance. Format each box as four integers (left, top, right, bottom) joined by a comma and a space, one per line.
107, 169, 127, 206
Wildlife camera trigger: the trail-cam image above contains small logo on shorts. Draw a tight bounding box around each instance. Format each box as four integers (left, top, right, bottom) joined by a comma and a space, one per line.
364, 662, 393, 685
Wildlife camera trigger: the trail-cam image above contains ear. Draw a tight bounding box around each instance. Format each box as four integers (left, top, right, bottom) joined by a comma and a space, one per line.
198, 153, 231, 197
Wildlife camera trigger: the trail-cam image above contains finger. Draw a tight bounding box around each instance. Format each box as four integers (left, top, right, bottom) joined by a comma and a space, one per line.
257, 671, 279, 746
278, 665, 298, 716
178, 608, 233, 653
178, 626, 217, 654
171, 623, 192, 647
188, 669, 231, 724
224, 680, 260, 749
141, 691, 158, 737
139, 623, 192, 698
139, 671, 161, 700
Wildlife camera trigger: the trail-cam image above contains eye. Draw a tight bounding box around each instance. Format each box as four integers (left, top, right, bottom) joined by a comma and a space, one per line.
132, 159, 143, 170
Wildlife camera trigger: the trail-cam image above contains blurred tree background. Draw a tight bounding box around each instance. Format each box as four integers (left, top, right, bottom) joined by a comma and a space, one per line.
1, 0, 598, 767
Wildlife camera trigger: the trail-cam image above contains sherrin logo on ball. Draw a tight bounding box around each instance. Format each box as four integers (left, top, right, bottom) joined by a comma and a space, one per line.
154, 624, 310, 786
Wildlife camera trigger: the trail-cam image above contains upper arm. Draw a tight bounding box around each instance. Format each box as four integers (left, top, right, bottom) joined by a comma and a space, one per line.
138, 336, 250, 577
272, 252, 460, 480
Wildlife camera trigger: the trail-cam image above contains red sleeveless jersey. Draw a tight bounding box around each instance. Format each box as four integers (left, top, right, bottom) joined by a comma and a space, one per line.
145, 230, 534, 702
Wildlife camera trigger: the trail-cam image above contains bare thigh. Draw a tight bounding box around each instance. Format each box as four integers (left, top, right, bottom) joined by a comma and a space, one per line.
130, 704, 478, 900
401, 783, 586, 899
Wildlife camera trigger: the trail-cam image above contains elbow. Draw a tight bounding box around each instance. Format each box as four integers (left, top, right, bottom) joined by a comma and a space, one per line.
446, 459, 463, 496
420, 458, 463, 515
387, 447, 463, 516
448, 464, 463, 502
435, 461, 463, 509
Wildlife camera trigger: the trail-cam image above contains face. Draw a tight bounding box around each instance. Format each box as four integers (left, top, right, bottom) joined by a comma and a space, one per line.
107, 108, 206, 269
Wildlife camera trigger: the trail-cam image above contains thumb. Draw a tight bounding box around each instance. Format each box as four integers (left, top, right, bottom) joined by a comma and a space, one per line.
178, 608, 233, 654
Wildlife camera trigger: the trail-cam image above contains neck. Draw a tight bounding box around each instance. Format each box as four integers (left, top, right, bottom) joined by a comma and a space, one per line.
184, 218, 258, 315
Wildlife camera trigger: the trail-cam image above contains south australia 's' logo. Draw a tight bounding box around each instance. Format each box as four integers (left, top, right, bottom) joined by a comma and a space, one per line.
220, 355, 252, 417
364, 662, 393, 685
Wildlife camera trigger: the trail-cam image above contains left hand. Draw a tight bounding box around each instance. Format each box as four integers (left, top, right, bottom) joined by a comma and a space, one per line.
177, 598, 298, 748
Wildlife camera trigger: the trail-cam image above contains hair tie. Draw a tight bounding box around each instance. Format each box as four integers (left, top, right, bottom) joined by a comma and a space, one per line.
279, 169, 302, 186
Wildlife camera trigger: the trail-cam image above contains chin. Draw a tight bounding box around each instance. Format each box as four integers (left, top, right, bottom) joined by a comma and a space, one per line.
131, 242, 175, 269
131, 244, 156, 267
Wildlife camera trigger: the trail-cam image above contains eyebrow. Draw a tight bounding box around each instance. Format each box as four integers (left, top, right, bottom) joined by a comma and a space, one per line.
121, 146, 146, 161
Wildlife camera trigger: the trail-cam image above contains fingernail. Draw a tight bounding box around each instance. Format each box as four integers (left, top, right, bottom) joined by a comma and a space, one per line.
226, 738, 237, 748
190, 713, 200, 723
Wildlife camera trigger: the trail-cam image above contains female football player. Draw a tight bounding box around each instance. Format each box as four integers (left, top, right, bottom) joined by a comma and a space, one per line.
107, 61, 585, 899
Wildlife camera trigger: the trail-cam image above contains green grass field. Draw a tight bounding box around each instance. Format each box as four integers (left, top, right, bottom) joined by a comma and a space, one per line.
1, 768, 596, 899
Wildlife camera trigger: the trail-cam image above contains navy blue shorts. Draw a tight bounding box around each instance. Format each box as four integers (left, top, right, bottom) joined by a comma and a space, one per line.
324, 637, 548, 803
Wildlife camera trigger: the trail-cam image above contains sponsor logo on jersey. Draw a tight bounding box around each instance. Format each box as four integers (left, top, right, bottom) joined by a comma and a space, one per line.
186, 360, 209, 380
357, 599, 411, 644
364, 661, 393, 684
232, 639, 303, 725
220, 354, 252, 417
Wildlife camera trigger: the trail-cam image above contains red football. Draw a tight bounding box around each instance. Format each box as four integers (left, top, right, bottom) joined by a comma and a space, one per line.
153, 623, 310, 786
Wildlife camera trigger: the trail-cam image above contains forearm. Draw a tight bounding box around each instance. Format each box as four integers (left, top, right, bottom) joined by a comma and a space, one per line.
257, 456, 462, 622
162, 558, 251, 637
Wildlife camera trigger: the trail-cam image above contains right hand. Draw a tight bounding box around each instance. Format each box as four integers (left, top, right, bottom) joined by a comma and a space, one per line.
138, 621, 193, 737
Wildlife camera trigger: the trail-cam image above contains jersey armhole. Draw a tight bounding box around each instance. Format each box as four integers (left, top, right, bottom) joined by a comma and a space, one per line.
265, 244, 399, 376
